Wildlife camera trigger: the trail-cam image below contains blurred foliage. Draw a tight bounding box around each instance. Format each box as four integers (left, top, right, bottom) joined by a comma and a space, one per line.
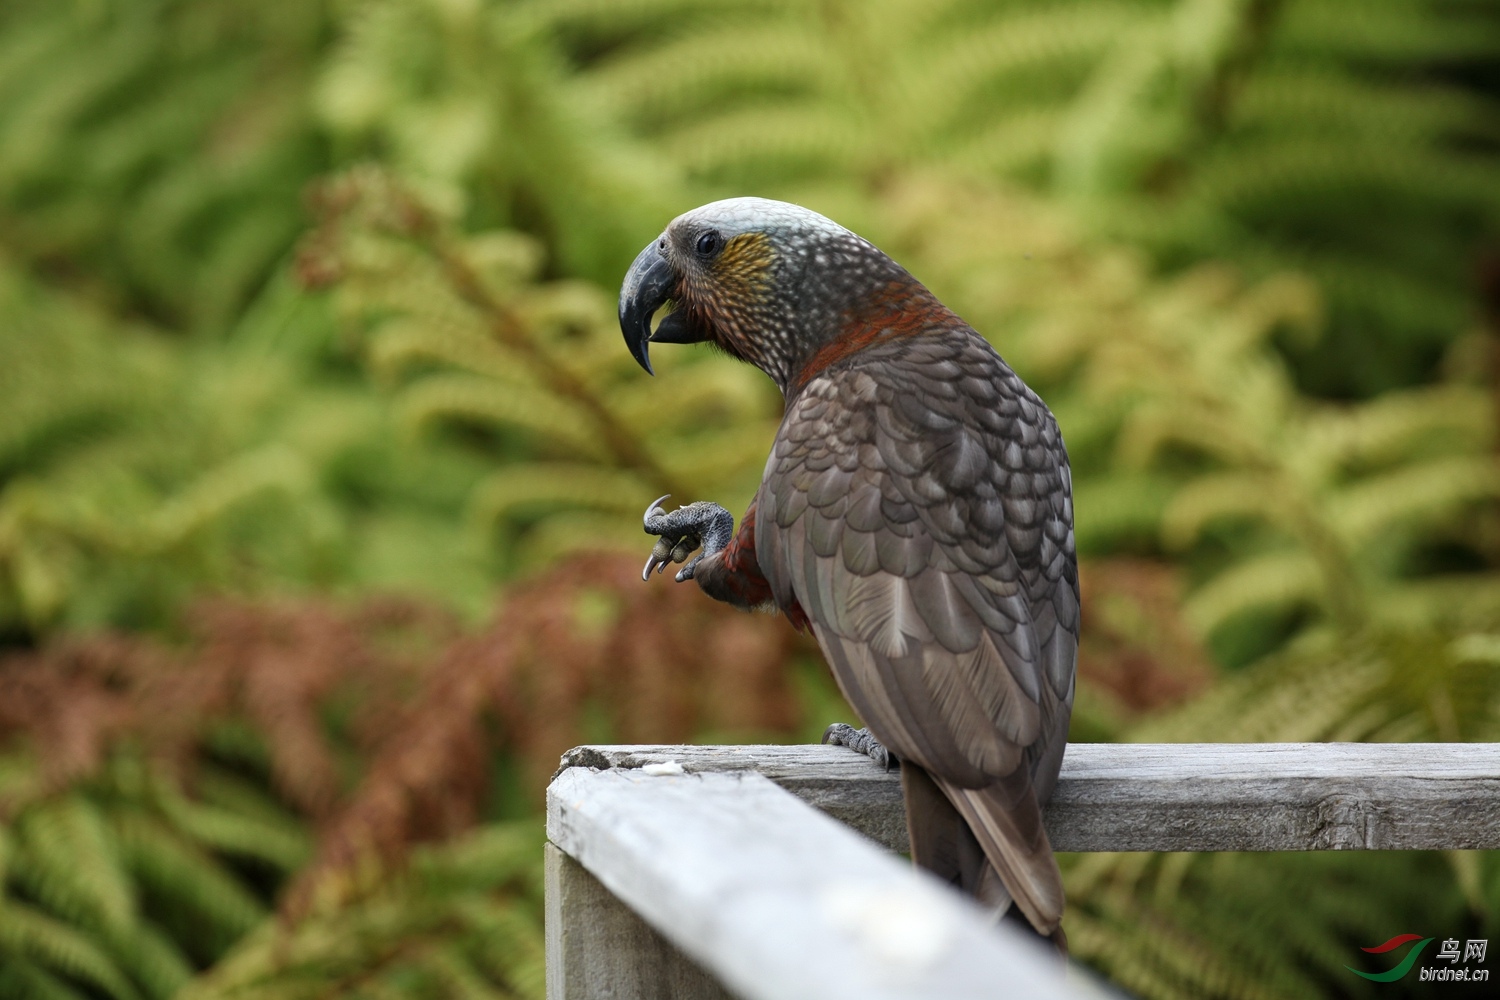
0, 572, 802, 997
0, 260, 502, 635
181, 823, 546, 1000
556, 0, 1500, 396
295, 166, 780, 570
0, 0, 334, 332
0, 0, 1496, 997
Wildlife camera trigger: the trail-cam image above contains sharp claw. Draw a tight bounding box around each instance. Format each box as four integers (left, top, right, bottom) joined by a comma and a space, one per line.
675, 552, 704, 583
642, 553, 660, 581
643, 494, 671, 528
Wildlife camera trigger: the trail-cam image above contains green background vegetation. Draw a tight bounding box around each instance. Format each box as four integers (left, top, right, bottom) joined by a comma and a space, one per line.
0, 1, 1497, 996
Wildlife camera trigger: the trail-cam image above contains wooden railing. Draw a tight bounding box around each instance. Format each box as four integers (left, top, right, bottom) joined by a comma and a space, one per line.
545, 743, 1500, 999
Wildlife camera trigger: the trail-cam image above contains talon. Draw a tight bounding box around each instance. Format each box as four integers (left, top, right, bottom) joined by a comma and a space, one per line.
674, 551, 706, 583
822, 723, 856, 745
822, 723, 895, 770
643, 494, 671, 528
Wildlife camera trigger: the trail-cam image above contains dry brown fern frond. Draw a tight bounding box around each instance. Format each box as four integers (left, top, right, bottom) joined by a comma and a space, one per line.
1077, 559, 1214, 719
291, 551, 808, 912
0, 551, 811, 916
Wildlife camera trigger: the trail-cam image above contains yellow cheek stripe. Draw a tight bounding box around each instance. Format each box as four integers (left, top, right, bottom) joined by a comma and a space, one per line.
714, 232, 774, 296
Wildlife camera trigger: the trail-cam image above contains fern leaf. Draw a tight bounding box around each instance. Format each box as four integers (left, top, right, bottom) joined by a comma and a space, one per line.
107, 920, 193, 1000
660, 103, 867, 182
152, 772, 311, 873
0, 902, 141, 1000
146, 446, 317, 547
1161, 471, 1284, 549
396, 374, 605, 460
113, 813, 267, 945
513, 511, 644, 568
1180, 549, 1323, 638
1333, 455, 1500, 547
12, 796, 136, 936
1235, 70, 1499, 144
365, 317, 531, 388
0, 955, 91, 1000
467, 464, 654, 529
581, 24, 828, 128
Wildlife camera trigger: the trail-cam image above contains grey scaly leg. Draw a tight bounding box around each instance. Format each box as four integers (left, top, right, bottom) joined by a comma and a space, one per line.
822, 722, 895, 771
641, 494, 736, 583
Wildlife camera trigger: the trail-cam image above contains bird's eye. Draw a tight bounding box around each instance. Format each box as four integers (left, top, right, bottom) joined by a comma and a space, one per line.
696, 231, 722, 257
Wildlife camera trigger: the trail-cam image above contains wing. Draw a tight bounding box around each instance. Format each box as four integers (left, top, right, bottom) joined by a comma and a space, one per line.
757, 331, 1078, 930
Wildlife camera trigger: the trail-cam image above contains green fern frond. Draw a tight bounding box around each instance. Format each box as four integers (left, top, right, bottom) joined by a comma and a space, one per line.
1332, 455, 1500, 547
1070, 472, 1176, 552
105, 920, 192, 1000
411, 822, 541, 890
1234, 70, 1500, 143
180, 823, 545, 1000
1180, 550, 1323, 637
396, 375, 605, 460
582, 25, 828, 128
1183, 141, 1500, 218
606, 362, 771, 431
1377, 577, 1500, 634
662, 103, 868, 181
1161, 472, 1283, 549
949, 108, 1063, 177
366, 318, 529, 388
0, 902, 140, 1000
113, 814, 266, 941
1313, 386, 1489, 466
654, 423, 779, 491
449, 899, 547, 999
467, 465, 655, 528
918, 4, 1138, 99
146, 446, 319, 548
513, 511, 645, 568
0, 956, 90, 1000
12, 796, 135, 936
1277, 0, 1500, 61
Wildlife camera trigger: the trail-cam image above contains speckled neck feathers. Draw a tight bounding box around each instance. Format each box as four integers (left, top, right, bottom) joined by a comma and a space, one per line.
667, 199, 960, 396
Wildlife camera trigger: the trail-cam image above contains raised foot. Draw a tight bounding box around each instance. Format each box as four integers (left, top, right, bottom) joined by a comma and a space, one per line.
822, 723, 895, 771
641, 495, 735, 583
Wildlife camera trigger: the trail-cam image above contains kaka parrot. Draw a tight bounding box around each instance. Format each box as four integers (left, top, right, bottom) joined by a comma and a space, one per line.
619, 198, 1077, 945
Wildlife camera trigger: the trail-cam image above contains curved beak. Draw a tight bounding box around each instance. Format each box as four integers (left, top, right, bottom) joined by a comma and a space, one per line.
619, 237, 705, 375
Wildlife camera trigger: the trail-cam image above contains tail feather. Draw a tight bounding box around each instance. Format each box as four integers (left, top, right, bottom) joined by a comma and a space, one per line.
938, 772, 1064, 935
901, 763, 1012, 909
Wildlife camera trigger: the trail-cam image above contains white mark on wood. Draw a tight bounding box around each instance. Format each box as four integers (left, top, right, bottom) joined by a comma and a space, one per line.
641, 760, 686, 776
819, 880, 957, 971
547, 767, 1097, 1000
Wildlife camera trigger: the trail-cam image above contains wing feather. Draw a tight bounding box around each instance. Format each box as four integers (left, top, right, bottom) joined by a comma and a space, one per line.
761, 331, 1078, 933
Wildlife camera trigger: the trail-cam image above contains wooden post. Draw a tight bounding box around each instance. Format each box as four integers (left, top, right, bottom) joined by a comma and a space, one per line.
546, 742, 1500, 998
545, 844, 735, 1000
547, 766, 1099, 1000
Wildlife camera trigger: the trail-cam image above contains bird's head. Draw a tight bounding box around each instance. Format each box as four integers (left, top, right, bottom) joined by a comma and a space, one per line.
619, 197, 949, 393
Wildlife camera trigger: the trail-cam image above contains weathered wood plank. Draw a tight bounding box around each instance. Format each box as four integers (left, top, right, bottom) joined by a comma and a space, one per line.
545, 844, 736, 1000
547, 766, 1108, 1000
555, 742, 1500, 852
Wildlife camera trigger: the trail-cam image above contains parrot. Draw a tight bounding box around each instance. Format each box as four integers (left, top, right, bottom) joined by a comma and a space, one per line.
618, 197, 1077, 948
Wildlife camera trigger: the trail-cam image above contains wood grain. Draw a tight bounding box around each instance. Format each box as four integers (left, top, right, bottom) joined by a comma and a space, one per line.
547, 766, 1107, 1000
555, 742, 1500, 852
545, 844, 735, 1000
